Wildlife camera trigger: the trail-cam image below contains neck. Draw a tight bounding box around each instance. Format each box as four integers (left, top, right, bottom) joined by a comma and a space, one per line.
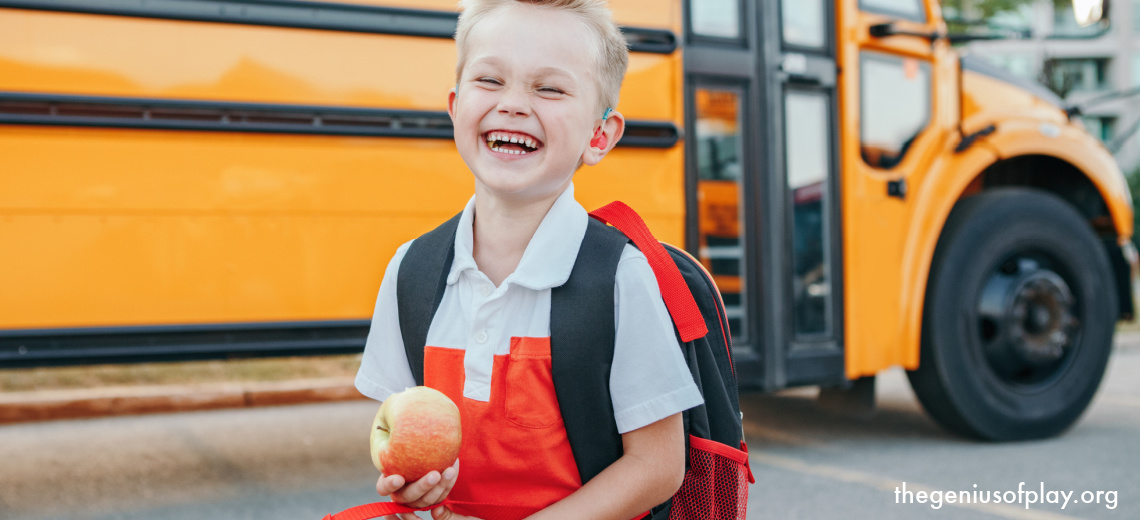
471, 184, 566, 286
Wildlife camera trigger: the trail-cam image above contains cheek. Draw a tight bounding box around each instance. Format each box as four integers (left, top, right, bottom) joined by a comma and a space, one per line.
451, 108, 484, 145
541, 107, 593, 142
452, 91, 486, 121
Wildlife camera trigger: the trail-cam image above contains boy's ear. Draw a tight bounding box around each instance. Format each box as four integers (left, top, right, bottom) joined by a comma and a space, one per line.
447, 88, 458, 121
581, 110, 625, 167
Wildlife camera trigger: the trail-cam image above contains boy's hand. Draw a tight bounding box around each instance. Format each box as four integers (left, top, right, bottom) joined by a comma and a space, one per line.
430, 505, 483, 520
376, 459, 460, 513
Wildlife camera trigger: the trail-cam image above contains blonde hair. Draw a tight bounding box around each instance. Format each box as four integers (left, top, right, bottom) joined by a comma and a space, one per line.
454, 0, 629, 112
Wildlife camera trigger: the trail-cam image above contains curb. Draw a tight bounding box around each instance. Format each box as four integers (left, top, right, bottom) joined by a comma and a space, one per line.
0, 377, 368, 424
4, 332, 1137, 425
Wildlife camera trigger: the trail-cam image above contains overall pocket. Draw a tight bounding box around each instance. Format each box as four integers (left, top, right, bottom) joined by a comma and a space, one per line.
503, 336, 562, 429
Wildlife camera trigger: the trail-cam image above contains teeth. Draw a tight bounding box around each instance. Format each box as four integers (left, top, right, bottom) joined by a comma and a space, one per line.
484, 131, 540, 154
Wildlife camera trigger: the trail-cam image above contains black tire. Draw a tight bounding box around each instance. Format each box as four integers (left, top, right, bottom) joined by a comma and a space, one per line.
908, 187, 1117, 441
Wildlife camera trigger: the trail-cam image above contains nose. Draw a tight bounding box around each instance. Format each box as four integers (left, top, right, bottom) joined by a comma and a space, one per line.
496, 86, 531, 117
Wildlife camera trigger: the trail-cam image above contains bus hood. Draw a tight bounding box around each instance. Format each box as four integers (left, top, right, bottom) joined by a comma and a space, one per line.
960, 54, 1065, 111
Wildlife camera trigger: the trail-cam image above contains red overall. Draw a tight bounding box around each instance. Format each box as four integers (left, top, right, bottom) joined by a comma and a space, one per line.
422, 337, 582, 519
324, 337, 582, 520
325, 337, 652, 520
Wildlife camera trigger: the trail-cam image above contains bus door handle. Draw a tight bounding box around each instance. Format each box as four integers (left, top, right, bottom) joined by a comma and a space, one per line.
869, 22, 944, 42
780, 53, 835, 87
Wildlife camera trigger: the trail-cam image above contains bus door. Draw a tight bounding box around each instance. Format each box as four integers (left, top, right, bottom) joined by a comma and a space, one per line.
840, 0, 943, 379
684, 0, 844, 390
770, 0, 845, 388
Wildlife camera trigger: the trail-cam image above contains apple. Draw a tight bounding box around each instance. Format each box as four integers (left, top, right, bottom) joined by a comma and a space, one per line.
370, 386, 462, 482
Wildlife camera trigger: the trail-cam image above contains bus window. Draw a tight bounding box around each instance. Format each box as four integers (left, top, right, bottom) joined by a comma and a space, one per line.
859, 0, 926, 22
695, 86, 748, 342
859, 52, 931, 170
689, 0, 742, 40
785, 91, 832, 336
781, 0, 827, 50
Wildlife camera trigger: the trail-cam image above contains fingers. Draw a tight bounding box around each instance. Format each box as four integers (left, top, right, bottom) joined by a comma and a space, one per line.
377, 474, 425, 520
417, 460, 460, 507
392, 470, 442, 506
431, 505, 481, 520
376, 473, 406, 496
391, 458, 460, 508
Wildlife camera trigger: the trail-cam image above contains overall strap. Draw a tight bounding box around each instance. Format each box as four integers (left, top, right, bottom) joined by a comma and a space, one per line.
397, 212, 462, 386
550, 218, 628, 485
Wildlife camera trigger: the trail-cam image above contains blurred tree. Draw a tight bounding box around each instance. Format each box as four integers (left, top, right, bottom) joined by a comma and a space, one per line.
942, 0, 1030, 33
942, 0, 1035, 21
1039, 57, 1077, 98
941, 0, 1070, 32
942, 1, 1087, 97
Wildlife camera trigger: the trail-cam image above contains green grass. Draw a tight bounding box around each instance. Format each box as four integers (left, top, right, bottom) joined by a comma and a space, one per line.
0, 354, 362, 393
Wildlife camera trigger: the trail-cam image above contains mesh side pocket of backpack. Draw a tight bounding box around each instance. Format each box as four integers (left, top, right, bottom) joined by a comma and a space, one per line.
668, 435, 752, 520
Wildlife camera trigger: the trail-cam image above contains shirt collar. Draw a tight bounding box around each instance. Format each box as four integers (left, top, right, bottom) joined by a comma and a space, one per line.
447, 184, 588, 290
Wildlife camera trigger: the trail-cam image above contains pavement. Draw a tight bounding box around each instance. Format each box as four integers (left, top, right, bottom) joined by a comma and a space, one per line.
2, 330, 1139, 425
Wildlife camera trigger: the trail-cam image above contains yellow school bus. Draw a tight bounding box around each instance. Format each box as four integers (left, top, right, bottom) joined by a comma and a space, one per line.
1, 0, 1133, 440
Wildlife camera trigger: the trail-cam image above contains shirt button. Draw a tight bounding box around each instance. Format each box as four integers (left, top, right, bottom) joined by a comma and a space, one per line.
475, 330, 488, 343
480, 285, 493, 297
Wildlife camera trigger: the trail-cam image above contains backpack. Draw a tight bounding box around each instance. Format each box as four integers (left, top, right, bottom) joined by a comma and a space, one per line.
324, 201, 753, 520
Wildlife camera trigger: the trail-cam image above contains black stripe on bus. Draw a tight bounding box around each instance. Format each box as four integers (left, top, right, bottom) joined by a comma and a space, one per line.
0, 320, 372, 368
0, 91, 456, 139
0, 91, 680, 148
0, 0, 677, 54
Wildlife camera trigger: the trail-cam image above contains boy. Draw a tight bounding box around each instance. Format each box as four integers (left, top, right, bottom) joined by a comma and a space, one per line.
354, 1, 703, 519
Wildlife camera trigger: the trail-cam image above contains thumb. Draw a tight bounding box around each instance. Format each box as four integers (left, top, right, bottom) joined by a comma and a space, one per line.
431, 505, 453, 520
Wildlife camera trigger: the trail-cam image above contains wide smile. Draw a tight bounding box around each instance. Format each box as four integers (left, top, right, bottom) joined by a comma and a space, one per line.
482, 130, 544, 156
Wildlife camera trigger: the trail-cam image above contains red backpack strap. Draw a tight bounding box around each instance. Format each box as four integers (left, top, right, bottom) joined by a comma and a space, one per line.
589, 201, 708, 342
324, 500, 540, 520
323, 501, 421, 520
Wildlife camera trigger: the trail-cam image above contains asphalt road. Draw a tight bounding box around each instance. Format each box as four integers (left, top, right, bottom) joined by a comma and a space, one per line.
2, 345, 1137, 520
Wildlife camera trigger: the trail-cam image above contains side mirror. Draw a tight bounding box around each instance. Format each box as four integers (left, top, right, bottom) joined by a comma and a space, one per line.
1072, 0, 1105, 27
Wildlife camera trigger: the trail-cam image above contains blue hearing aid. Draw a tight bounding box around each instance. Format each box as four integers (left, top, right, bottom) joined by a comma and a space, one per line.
591, 107, 614, 149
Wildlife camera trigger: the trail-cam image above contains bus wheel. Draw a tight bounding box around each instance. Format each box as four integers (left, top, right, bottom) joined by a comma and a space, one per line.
907, 187, 1117, 441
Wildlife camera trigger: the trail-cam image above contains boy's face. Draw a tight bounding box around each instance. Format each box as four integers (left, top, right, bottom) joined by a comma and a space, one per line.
448, 3, 614, 205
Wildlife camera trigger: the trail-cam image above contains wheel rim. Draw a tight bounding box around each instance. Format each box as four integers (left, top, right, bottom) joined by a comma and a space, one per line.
976, 254, 1081, 387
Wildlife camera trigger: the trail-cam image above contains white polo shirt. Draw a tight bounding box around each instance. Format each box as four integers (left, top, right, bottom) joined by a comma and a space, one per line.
355, 184, 703, 434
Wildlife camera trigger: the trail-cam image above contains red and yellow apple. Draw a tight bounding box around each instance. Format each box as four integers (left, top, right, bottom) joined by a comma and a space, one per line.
370, 386, 462, 482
